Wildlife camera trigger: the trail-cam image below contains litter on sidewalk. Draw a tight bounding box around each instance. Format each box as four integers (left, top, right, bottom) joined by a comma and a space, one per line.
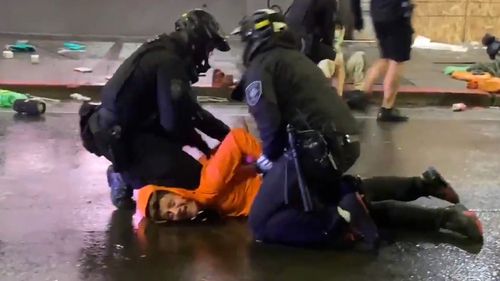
412, 36, 468, 52
0, 89, 47, 115
6, 40, 37, 53
70, 93, 91, 101
0, 89, 28, 108
2, 50, 14, 59
31, 54, 40, 64
58, 42, 86, 54
74, 67, 93, 73
452, 103, 467, 112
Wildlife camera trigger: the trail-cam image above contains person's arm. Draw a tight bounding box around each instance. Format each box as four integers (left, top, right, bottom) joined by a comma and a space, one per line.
335, 54, 346, 96
244, 65, 286, 164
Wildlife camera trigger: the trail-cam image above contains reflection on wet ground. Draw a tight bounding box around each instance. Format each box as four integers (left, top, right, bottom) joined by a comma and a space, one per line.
0, 104, 499, 281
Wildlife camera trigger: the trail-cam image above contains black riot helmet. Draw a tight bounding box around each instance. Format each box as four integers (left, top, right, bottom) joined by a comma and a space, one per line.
175, 9, 230, 74
232, 9, 289, 65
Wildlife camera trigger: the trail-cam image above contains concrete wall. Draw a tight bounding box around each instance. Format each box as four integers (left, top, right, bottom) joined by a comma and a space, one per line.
0, 0, 247, 38
0, 0, 374, 39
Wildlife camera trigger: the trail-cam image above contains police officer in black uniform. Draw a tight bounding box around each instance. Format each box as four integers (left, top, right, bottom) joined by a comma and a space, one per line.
79, 9, 231, 210
231, 9, 482, 248
285, 0, 337, 63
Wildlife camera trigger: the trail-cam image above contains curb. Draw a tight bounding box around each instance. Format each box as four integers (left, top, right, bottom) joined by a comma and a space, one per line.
0, 84, 495, 107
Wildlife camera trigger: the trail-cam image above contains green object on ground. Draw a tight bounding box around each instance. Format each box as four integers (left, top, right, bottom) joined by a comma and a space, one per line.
63, 42, 86, 51
8, 43, 36, 53
443, 66, 470, 75
0, 90, 28, 108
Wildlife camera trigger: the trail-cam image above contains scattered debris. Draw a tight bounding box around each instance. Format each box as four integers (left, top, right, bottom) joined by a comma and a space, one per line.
2, 50, 14, 59
434, 61, 475, 65
64, 42, 86, 51
197, 96, 228, 103
28, 95, 61, 103
70, 93, 91, 101
6, 41, 36, 53
412, 36, 468, 52
140, 254, 147, 258
31, 54, 40, 64
13, 99, 46, 116
443, 66, 470, 75
115, 244, 124, 250
74, 67, 93, 73
452, 103, 467, 112
212, 69, 234, 88
0, 89, 28, 108
58, 42, 86, 54
57, 49, 85, 54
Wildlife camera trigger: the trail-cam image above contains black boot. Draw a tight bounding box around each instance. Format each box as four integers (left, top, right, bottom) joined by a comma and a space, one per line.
377, 107, 408, 122
422, 167, 460, 203
442, 204, 483, 242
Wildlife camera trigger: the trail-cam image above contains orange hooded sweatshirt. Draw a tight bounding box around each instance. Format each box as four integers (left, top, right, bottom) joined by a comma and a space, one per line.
137, 128, 263, 220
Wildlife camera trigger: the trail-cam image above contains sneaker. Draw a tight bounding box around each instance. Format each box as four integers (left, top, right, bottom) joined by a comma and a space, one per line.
422, 167, 460, 204
106, 165, 136, 210
377, 107, 409, 122
443, 204, 483, 242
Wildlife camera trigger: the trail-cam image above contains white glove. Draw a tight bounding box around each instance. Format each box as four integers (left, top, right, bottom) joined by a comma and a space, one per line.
257, 155, 273, 172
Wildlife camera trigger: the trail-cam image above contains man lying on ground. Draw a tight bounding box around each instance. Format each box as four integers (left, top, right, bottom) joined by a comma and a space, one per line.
137, 128, 483, 248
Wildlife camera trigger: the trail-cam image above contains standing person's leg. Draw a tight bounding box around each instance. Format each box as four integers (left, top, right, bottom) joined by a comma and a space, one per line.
369, 202, 483, 242
363, 59, 388, 94
360, 167, 460, 204
376, 20, 413, 122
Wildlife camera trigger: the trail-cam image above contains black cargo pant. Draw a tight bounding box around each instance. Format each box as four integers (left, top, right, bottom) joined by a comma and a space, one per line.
248, 159, 444, 246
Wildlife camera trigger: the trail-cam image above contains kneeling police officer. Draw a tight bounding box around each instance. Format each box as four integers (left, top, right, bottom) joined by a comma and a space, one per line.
79, 10, 230, 209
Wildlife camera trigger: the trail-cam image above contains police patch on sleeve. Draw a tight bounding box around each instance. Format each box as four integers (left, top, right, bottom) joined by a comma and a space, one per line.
245, 81, 263, 106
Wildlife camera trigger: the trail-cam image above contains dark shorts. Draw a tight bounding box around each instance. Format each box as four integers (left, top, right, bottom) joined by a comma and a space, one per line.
373, 20, 414, 63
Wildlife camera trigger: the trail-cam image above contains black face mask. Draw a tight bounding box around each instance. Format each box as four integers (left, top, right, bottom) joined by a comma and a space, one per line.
192, 40, 216, 74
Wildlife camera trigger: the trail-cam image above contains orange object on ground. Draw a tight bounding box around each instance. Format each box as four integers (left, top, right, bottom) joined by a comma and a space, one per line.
478, 77, 500, 93
452, 71, 491, 82
137, 128, 263, 219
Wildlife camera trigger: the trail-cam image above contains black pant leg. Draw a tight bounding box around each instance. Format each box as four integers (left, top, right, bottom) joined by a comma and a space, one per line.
370, 201, 444, 231
361, 176, 425, 202
249, 155, 340, 245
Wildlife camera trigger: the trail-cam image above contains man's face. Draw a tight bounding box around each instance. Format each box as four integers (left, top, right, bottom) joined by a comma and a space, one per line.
158, 193, 199, 221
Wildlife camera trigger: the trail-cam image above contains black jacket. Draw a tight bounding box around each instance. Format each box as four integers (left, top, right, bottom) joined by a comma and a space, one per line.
235, 46, 358, 161
285, 0, 336, 45
100, 34, 229, 154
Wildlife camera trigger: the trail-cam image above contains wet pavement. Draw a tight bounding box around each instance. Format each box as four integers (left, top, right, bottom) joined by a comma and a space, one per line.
0, 102, 499, 281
